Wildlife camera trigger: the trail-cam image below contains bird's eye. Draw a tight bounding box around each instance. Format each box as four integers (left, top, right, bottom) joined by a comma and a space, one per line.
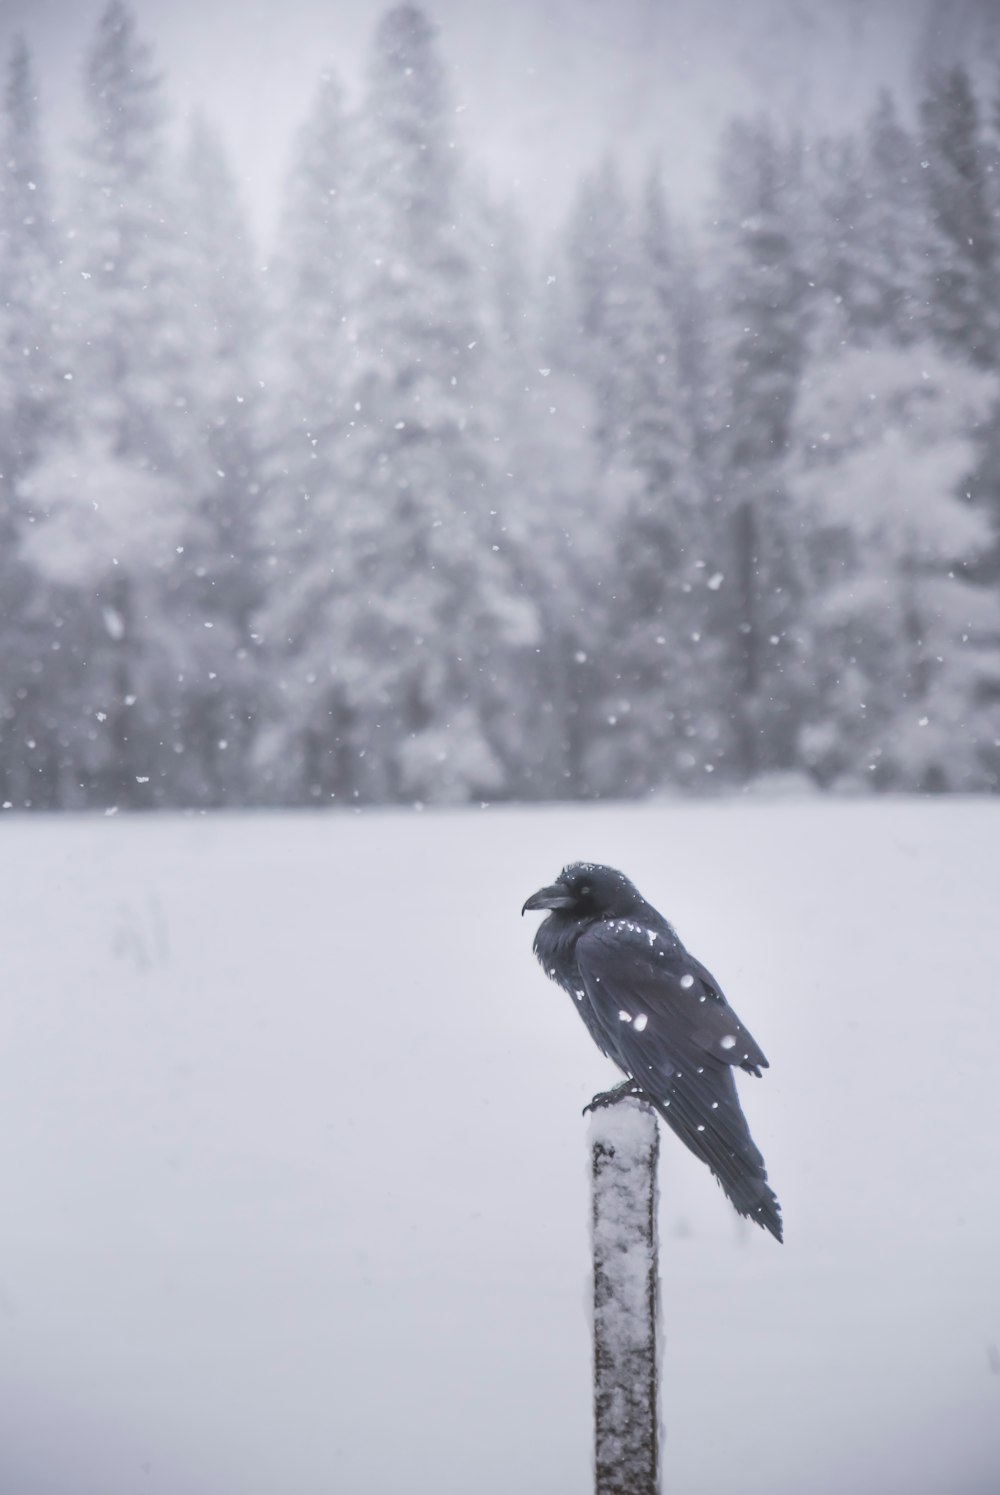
579, 884, 592, 897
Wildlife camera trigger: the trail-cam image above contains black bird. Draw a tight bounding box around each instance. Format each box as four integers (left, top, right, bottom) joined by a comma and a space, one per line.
523, 861, 782, 1242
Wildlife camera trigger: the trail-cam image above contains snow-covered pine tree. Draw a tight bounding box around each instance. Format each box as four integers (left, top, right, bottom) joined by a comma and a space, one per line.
920, 66, 998, 369
806, 100, 925, 355
498, 193, 614, 799
968, 72, 1000, 577
561, 158, 635, 467
921, 68, 1000, 593
543, 159, 637, 795
584, 170, 725, 794
0, 36, 62, 806
0, 37, 57, 480
712, 116, 811, 779
456, 190, 576, 799
20, 1, 200, 806
861, 90, 927, 345
332, 3, 537, 804
253, 70, 355, 804
175, 116, 265, 803
670, 220, 717, 470
791, 344, 1000, 790
803, 104, 922, 357
806, 131, 871, 353
988, 65, 1000, 238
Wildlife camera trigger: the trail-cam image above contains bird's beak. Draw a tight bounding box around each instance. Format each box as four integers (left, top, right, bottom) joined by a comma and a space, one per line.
522, 882, 574, 915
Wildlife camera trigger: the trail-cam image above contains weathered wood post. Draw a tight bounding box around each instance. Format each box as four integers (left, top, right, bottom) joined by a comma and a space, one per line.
589, 1096, 660, 1495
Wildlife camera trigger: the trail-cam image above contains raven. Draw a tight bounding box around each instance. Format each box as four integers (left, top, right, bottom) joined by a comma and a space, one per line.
523, 861, 782, 1242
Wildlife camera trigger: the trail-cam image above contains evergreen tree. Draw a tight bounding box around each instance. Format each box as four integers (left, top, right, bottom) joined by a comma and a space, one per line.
254, 71, 354, 804
176, 116, 265, 803
265, 68, 352, 520
561, 158, 635, 465
713, 116, 811, 777
670, 221, 717, 468
585, 171, 725, 793
920, 66, 998, 368
807, 132, 870, 351
543, 161, 636, 796
0, 37, 60, 806
331, 3, 537, 803
458, 191, 576, 799
20, 1, 198, 806
0, 37, 57, 478
921, 68, 1000, 583
861, 90, 926, 344
805, 101, 925, 354
791, 345, 1000, 790
969, 74, 1000, 573
494, 198, 613, 799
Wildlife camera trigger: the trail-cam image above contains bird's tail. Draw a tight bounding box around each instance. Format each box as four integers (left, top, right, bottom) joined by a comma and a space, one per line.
650, 1067, 783, 1242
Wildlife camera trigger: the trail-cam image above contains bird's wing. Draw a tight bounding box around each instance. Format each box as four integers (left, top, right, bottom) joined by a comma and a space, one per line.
576, 918, 783, 1241
575, 918, 769, 1077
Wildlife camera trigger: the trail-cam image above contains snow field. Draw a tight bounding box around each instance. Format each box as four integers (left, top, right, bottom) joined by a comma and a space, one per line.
0, 798, 998, 1493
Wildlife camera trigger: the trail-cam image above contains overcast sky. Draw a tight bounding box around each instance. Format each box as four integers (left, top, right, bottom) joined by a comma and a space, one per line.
1, 0, 996, 249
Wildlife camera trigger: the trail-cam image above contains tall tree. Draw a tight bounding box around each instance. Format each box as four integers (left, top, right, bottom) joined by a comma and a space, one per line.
861, 90, 926, 344
331, 3, 537, 803
713, 116, 811, 777
806, 105, 926, 355
20, 1, 198, 806
922, 68, 1000, 584
0, 37, 60, 806
807, 131, 870, 352
0, 36, 57, 478
542, 160, 636, 796
791, 345, 1000, 790
920, 66, 998, 368
457, 191, 577, 799
176, 116, 265, 803
585, 171, 725, 793
561, 158, 635, 465
254, 71, 354, 804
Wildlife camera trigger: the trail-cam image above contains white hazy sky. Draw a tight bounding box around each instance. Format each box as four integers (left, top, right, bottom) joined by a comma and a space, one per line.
0, 0, 994, 249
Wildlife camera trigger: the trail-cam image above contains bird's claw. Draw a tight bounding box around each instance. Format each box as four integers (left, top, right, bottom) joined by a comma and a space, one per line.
582, 1080, 645, 1116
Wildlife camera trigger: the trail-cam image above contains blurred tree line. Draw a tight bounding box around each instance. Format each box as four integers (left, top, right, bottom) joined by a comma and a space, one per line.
2, 0, 1000, 809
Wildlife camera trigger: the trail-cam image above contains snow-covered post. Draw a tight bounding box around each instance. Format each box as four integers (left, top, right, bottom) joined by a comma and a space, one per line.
589, 1096, 660, 1495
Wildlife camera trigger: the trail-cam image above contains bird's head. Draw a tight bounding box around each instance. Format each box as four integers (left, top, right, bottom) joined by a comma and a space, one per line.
521, 862, 643, 921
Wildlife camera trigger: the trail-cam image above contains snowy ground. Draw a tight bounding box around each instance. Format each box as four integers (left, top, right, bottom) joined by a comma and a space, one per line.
0, 799, 998, 1495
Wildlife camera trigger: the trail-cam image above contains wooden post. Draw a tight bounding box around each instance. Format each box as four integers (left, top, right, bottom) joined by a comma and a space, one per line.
589, 1096, 660, 1495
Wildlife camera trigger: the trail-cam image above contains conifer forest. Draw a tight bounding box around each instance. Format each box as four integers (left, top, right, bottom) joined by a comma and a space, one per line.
3, 0, 1000, 812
